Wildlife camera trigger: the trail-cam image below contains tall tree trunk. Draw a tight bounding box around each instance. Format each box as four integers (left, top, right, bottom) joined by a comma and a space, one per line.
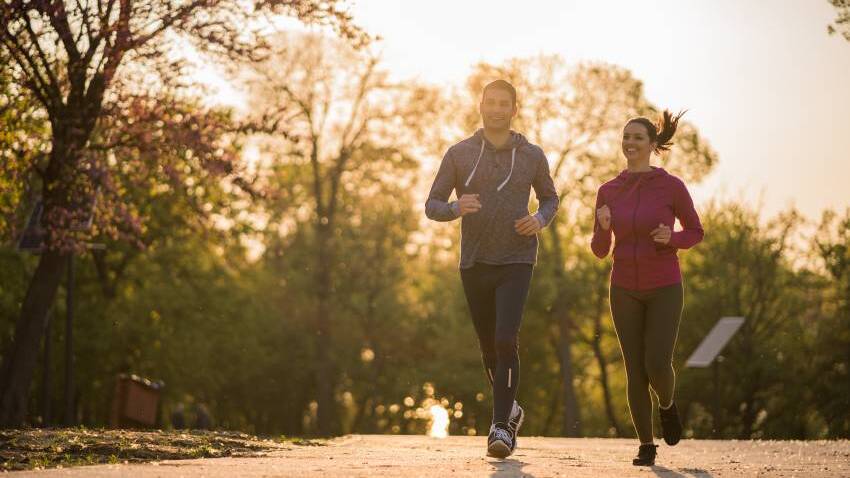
314, 222, 335, 436
557, 315, 582, 437
541, 363, 562, 436
1, 113, 96, 428
545, 219, 582, 437
590, 288, 622, 436
352, 340, 384, 433
590, 328, 622, 436
0, 250, 67, 427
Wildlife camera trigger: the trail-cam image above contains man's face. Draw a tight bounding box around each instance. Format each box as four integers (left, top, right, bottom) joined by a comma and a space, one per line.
479, 87, 516, 130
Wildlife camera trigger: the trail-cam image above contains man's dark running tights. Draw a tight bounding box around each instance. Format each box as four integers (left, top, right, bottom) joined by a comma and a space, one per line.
610, 282, 683, 444
461, 262, 533, 426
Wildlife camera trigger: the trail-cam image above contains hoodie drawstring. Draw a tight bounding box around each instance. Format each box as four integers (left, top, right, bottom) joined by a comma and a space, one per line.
464, 140, 486, 188
498, 148, 516, 191
464, 139, 516, 192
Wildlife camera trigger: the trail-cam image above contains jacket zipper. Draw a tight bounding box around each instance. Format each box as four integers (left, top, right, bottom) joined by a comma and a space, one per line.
632, 186, 641, 289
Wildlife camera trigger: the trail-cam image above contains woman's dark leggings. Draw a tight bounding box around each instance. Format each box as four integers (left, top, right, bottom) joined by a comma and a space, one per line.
610, 282, 684, 443
460, 262, 533, 426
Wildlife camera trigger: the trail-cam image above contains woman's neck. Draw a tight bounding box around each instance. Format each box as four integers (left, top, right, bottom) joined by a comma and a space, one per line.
627, 159, 652, 173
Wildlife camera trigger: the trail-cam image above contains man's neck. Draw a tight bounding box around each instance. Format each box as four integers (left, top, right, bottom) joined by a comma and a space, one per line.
483, 127, 511, 149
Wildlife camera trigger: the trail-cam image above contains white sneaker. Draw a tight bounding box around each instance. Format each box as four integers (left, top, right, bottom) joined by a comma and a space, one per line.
508, 401, 525, 450
487, 423, 513, 458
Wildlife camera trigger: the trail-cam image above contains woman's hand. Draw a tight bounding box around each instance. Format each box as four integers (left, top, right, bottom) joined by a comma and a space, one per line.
650, 223, 672, 244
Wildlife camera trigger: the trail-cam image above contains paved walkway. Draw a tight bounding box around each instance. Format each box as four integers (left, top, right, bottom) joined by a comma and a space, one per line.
12, 435, 850, 477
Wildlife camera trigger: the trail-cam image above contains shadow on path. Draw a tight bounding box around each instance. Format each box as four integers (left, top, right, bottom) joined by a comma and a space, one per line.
489, 457, 536, 477
652, 465, 714, 477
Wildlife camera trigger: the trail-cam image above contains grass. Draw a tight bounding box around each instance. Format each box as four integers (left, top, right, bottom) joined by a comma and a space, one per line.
0, 427, 325, 471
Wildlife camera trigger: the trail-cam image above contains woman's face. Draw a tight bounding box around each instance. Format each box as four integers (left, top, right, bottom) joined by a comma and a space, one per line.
622, 122, 655, 163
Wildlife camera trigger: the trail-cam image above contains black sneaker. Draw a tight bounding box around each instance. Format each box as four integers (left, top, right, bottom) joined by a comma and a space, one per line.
487, 423, 514, 458
659, 402, 682, 446
632, 444, 658, 466
507, 402, 525, 451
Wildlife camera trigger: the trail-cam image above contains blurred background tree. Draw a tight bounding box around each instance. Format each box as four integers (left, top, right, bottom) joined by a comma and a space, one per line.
1, 7, 847, 440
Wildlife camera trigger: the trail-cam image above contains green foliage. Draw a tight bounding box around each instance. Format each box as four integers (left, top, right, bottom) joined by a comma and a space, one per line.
676, 204, 819, 438
811, 209, 850, 437
0, 57, 48, 243
0, 43, 845, 439
828, 0, 850, 41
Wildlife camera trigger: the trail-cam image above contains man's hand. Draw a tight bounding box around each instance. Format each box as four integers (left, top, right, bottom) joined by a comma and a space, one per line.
650, 223, 672, 244
515, 215, 543, 236
457, 194, 482, 216
597, 204, 611, 230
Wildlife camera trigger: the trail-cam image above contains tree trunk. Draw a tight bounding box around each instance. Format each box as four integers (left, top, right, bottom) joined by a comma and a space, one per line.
557, 316, 582, 437
0, 250, 68, 427
591, 290, 622, 436
545, 220, 582, 437
590, 328, 622, 436
541, 371, 562, 436
313, 222, 335, 436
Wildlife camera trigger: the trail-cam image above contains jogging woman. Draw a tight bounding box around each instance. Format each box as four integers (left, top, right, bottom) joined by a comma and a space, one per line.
591, 110, 704, 466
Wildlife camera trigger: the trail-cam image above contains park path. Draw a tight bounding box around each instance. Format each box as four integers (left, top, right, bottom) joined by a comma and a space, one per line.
10, 434, 850, 477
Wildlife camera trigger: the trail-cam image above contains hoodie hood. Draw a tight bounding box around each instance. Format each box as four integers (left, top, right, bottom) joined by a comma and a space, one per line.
603, 166, 670, 205
473, 129, 529, 151
612, 166, 669, 183
464, 129, 529, 192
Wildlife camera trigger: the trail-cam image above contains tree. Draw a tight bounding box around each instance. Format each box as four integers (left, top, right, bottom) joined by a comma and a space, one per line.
240, 32, 438, 435
0, 0, 365, 427
0, 53, 49, 244
828, 0, 850, 41
812, 209, 850, 437
677, 204, 820, 439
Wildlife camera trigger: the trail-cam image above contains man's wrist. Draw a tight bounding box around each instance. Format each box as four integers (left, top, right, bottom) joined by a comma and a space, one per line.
450, 201, 461, 217
534, 212, 545, 228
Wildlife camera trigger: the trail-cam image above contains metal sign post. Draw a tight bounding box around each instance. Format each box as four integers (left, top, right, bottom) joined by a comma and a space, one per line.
685, 316, 745, 438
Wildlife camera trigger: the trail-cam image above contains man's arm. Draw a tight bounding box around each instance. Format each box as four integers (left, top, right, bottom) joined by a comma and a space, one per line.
531, 148, 559, 227
425, 148, 461, 222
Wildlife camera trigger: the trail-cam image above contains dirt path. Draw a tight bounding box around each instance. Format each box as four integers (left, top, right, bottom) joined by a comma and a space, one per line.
9, 435, 850, 477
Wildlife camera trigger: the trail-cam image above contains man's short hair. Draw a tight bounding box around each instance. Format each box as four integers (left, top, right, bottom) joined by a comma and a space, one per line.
482, 80, 517, 107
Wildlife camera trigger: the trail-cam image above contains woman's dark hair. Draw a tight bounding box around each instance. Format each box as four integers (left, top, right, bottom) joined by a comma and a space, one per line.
626, 109, 686, 154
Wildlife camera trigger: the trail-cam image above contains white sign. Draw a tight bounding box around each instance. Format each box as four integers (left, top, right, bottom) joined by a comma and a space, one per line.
685, 317, 745, 368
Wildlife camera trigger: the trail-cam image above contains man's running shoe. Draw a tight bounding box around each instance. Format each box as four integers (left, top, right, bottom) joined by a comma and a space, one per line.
507, 401, 525, 451
487, 423, 514, 458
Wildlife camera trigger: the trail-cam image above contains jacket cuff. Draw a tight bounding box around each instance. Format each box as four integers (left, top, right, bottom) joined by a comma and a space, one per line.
534, 211, 546, 228
450, 201, 460, 218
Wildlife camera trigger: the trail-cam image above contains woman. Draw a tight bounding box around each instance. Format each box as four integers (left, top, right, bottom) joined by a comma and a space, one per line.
591, 110, 704, 466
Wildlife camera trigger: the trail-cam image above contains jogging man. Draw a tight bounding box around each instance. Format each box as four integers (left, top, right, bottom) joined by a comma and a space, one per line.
425, 80, 559, 458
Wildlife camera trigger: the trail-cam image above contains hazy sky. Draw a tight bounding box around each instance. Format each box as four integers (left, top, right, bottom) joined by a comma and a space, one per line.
347, 0, 850, 220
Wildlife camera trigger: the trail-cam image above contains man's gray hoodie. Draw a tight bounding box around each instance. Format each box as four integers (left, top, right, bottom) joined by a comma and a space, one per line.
425, 129, 560, 269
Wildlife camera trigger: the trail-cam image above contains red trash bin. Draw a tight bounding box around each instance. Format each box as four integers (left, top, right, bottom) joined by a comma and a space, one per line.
110, 374, 164, 428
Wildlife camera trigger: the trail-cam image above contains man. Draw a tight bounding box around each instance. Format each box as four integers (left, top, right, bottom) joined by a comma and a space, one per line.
425, 80, 559, 458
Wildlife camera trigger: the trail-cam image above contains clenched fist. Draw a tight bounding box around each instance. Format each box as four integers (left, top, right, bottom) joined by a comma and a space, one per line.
457, 194, 482, 216
515, 215, 542, 236
650, 223, 672, 244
